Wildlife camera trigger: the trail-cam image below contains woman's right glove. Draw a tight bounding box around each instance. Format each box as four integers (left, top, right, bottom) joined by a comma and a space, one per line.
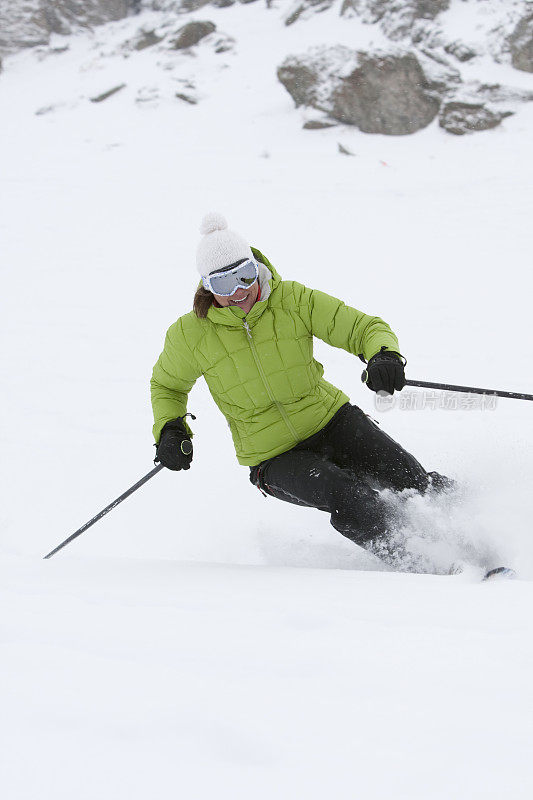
155, 418, 193, 471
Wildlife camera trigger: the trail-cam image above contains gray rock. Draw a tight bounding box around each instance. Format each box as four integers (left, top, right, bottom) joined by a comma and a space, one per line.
333, 51, 440, 133
337, 142, 355, 155
0, 1, 138, 52
340, 1, 388, 23
278, 46, 440, 135
90, 84, 126, 103
439, 102, 504, 135
278, 56, 321, 108
35, 104, 57, 115
474, 82, 533, 105
415, 48, 462, 96
341, 0, 449, 38
414, 0, 449, 20
179, 1, 211, 10
169, 21, 216, 49
45, 1, 134, 32
444, 41, 476, 63
285, 1, 335, 27
0, 1, 51, 50
175, 92, 197, 104
510, 14, 533, 73
136, 86, 159, 104
214, 36, 235, 53
303, 119, 337, 129
130, 29, 163, 51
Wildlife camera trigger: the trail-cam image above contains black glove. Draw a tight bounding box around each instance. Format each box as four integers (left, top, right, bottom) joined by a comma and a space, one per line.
155, 418, 193, 471
363, 347, 406, 395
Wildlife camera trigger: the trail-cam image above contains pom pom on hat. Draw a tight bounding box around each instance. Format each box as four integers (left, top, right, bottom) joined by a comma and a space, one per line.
196, 212, 253, 279
200, 212, 228, 236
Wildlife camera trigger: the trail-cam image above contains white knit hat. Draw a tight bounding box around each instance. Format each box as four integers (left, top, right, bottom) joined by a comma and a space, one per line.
196, 212, 253, 278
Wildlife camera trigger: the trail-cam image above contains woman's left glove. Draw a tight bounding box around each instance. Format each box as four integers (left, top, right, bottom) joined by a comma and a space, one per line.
155, 418, 193, 471
363, 348, 406, 395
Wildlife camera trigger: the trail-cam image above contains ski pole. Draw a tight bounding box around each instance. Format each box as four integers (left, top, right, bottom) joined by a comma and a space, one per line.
360, 367, 533, 402
404, 379, 533, 402
43, 463, 165, 560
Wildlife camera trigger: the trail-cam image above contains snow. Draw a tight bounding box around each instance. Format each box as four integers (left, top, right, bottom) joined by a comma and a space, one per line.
2, 555, 532, 799
1, 3, 533, 798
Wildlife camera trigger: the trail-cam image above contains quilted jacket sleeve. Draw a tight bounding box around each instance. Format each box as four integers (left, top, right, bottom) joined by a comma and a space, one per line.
150, 317, 203, 443
293, 282, 401, 362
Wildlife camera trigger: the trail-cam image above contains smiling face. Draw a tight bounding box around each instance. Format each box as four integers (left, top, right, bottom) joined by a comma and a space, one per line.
213, 279, 259, 315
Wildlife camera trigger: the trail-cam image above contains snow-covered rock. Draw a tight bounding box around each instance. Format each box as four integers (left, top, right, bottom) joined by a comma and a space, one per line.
510, 12, 533, 72
168, 20, 216, 49
341, 0, 450, 41
284, 0, 336, 27
0, 0, 139, 53
438, 101, 507, 135
124, 28, 164, 51
278, 46, 440, 135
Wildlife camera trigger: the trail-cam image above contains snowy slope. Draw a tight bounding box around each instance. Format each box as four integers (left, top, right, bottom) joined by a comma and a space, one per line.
2, 555, 532, 800
1, 3, 533, 798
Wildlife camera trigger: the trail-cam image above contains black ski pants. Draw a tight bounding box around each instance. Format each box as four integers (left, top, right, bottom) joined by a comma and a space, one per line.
250, 403, 433, 547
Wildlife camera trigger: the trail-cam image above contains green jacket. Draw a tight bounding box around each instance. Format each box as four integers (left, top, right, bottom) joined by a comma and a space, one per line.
151, 249, 400, 466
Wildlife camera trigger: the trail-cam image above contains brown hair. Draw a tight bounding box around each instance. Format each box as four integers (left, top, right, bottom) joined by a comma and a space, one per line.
193, 285, 214, 318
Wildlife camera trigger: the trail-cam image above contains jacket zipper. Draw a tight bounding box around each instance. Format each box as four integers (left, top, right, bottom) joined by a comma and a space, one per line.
243, 320, 300, 443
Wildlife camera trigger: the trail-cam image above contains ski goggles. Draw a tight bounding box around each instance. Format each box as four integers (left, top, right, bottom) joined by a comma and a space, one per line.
202, 258, 259, 297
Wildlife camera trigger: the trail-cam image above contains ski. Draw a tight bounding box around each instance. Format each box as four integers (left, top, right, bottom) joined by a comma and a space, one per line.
482, 567, 517, 582
448, 562, 518, 581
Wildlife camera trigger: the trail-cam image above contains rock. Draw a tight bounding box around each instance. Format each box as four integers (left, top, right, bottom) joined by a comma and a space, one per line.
337, 142, 355, 155
285, 1, 335, 27
0, 1, 51, 50
278, 54, 321, 107
90, 84, 126, 103
415, 49, 461, 95
169, 21, 216, 50
340, 1, 449, 39
510, 14, 533, 73
44, 0, 134, 32
474, 82, 533, 106
439, 102, 504, 135
136, 86, 159, 104
0, 0, 138, 52
333, 51, 440, 133
35, 104, 56, 115
444, 41, 477, 63
175, 92, 197, 104
278, 46, 440, 135
303, 120, 337, 129
214, 36, 235, 54
123, 29, 162, 52
340, 1, 388, 23
212, 0, 235, 6
179, 1, 211, 10
414, 0, 449, 19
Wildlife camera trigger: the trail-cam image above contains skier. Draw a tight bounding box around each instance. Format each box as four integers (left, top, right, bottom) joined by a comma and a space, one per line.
150, 213, 452, 563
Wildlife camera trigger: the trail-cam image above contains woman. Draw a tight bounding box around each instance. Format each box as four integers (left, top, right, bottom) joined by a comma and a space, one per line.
151, 213, 450, 561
